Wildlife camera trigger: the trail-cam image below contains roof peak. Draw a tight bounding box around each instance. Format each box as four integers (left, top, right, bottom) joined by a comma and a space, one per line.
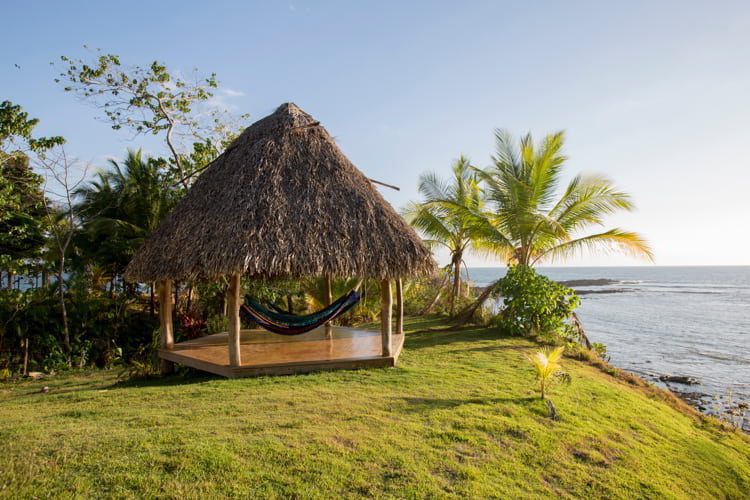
124, 102, 434, 281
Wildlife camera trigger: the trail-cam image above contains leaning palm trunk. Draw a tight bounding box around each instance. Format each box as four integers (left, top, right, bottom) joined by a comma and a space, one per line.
454, 280, 497, 325
419, 272, 450, 315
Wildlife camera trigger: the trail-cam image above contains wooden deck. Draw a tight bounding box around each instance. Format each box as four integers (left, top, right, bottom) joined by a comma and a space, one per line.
159, 326, 404, 377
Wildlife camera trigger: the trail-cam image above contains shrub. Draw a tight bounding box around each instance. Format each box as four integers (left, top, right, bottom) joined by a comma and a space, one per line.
0, 284, 157, 374
591, 342, 610, 361
493, 265, 580, 340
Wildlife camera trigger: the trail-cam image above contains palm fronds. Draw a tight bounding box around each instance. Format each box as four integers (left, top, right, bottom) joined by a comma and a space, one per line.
526, 346, 566, 399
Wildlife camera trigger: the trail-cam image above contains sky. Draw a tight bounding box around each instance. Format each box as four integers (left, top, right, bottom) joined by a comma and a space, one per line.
3, 1, 750, 267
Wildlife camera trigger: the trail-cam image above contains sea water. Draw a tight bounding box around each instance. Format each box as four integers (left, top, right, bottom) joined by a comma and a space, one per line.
468, 266, 750, 415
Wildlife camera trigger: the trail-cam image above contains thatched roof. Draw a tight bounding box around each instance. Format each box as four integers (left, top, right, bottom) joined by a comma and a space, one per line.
124, 103, 434, 282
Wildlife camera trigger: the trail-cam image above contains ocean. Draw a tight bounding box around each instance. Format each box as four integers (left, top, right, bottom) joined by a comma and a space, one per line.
468, 266, 750, 420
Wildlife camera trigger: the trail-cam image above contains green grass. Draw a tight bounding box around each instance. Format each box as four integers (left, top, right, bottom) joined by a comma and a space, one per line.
2, 316, 749, 498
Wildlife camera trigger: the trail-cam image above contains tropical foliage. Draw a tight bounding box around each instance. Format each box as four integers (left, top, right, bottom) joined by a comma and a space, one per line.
402, 156, 483, 316
1, 48, 653, 376
470, 130, 652, 266
526, 345, 568, 400
73, 149, 176, 279
493, 265, 580, 341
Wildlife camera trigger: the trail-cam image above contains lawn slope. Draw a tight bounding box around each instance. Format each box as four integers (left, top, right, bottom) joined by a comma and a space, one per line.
2, 317, 749, 498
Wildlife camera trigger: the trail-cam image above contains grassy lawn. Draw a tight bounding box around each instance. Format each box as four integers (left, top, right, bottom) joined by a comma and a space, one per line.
2, 316, 749, 498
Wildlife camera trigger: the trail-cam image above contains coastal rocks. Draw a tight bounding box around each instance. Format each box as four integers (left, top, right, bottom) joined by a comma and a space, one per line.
574, 288, 634, 295
558, 279, 619, 287
659, 374, 700, 385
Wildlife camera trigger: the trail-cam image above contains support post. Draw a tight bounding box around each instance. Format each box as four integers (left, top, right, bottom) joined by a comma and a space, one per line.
227, 273, 242, 367
396, 278, 404, 335
381, 279, 392, 357
324, 274, 333, 338
158, 279, 174, 375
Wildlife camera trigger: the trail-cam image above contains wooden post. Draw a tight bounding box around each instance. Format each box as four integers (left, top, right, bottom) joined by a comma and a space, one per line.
396, 278, 404, 335
22, 338, 29, 376
227, 273, 242, 367
324, 274, 333, 338
158, 279, 174, 375
380, 279, 392, 357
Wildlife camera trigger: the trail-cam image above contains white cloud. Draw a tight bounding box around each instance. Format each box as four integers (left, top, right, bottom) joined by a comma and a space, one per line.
223, 88, 245, 97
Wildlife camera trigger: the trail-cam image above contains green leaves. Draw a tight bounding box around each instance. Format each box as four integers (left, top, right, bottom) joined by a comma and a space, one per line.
494, 265, 580, 339
0, 101, 65, 157
470, 130, 652, 265
55, 48, 249, 186
403, 155, 484, 257
73, 149, 177, 276
0, 100, 62, 267
526, 345, 568, 400
403, 156, 485, 315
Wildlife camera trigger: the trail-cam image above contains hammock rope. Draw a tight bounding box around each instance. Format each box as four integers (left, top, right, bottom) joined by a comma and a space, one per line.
242, 290, 360, 336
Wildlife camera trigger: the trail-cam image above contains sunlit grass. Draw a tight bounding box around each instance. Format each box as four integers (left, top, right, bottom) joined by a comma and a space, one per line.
1, 317, 748, 498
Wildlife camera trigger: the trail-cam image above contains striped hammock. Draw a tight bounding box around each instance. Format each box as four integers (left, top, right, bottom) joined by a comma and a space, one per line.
241, 290, 360, 335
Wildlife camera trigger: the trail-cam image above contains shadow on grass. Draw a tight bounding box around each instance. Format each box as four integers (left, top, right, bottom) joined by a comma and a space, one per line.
405, 324, 513, 350
107, 369, 218, 390
440, 343, 529, 356
396, 395, 544, 415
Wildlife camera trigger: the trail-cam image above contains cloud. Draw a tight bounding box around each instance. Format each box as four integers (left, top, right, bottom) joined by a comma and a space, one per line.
205, 95, 234, 111
204, 87, 246, 111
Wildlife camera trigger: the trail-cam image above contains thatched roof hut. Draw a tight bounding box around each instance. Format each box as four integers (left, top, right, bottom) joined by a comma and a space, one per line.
125, 103, 434, 376
124, 102, 433, 283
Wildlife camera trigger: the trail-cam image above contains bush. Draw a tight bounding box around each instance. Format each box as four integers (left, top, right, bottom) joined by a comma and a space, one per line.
0, 283, 157, 374
492, 265, 580, 341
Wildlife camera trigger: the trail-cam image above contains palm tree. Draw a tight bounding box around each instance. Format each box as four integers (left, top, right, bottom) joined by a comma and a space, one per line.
403, 156, 484, 317
473, 130, 652, 264
76, 150, 173, 258
74, 149, 175, 298
455, 130, 652, 321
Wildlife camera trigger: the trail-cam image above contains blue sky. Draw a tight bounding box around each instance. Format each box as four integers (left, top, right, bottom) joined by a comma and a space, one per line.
3, 1, 750, 266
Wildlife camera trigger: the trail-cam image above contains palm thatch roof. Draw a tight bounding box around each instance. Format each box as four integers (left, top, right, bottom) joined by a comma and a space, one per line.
124, 103, 434, 282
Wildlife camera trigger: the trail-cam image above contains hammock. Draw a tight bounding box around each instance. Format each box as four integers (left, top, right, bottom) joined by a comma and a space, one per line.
242, 290, 360, 335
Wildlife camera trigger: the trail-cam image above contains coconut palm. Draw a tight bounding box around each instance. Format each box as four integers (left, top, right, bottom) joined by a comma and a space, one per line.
74, 149, 175, 283
470, 130, 652, 265
454, 130, 652, 322
402, 156, 483, 317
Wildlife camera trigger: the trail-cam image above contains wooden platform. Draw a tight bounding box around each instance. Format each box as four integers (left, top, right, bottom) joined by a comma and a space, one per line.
159, 326, 404, 377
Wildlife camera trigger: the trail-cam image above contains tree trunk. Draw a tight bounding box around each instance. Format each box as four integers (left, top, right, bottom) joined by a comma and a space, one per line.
57, 257, 71, 366
173, 281, 180, 316
286, 294, 294, 314
149, 282, 156, 318
454, 280, 498, 325
186, 283, 193, 313
7, 271, 13, 290
449, 252, 462, 318
419, 272, 450, 315
22, 337, 29, 376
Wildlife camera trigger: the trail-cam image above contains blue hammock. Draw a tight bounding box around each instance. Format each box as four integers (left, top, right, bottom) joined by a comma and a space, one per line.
242, 290, 360, 335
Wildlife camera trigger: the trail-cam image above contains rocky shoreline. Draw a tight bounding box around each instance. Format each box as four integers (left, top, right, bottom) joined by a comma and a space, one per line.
650, 375, 749, 432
